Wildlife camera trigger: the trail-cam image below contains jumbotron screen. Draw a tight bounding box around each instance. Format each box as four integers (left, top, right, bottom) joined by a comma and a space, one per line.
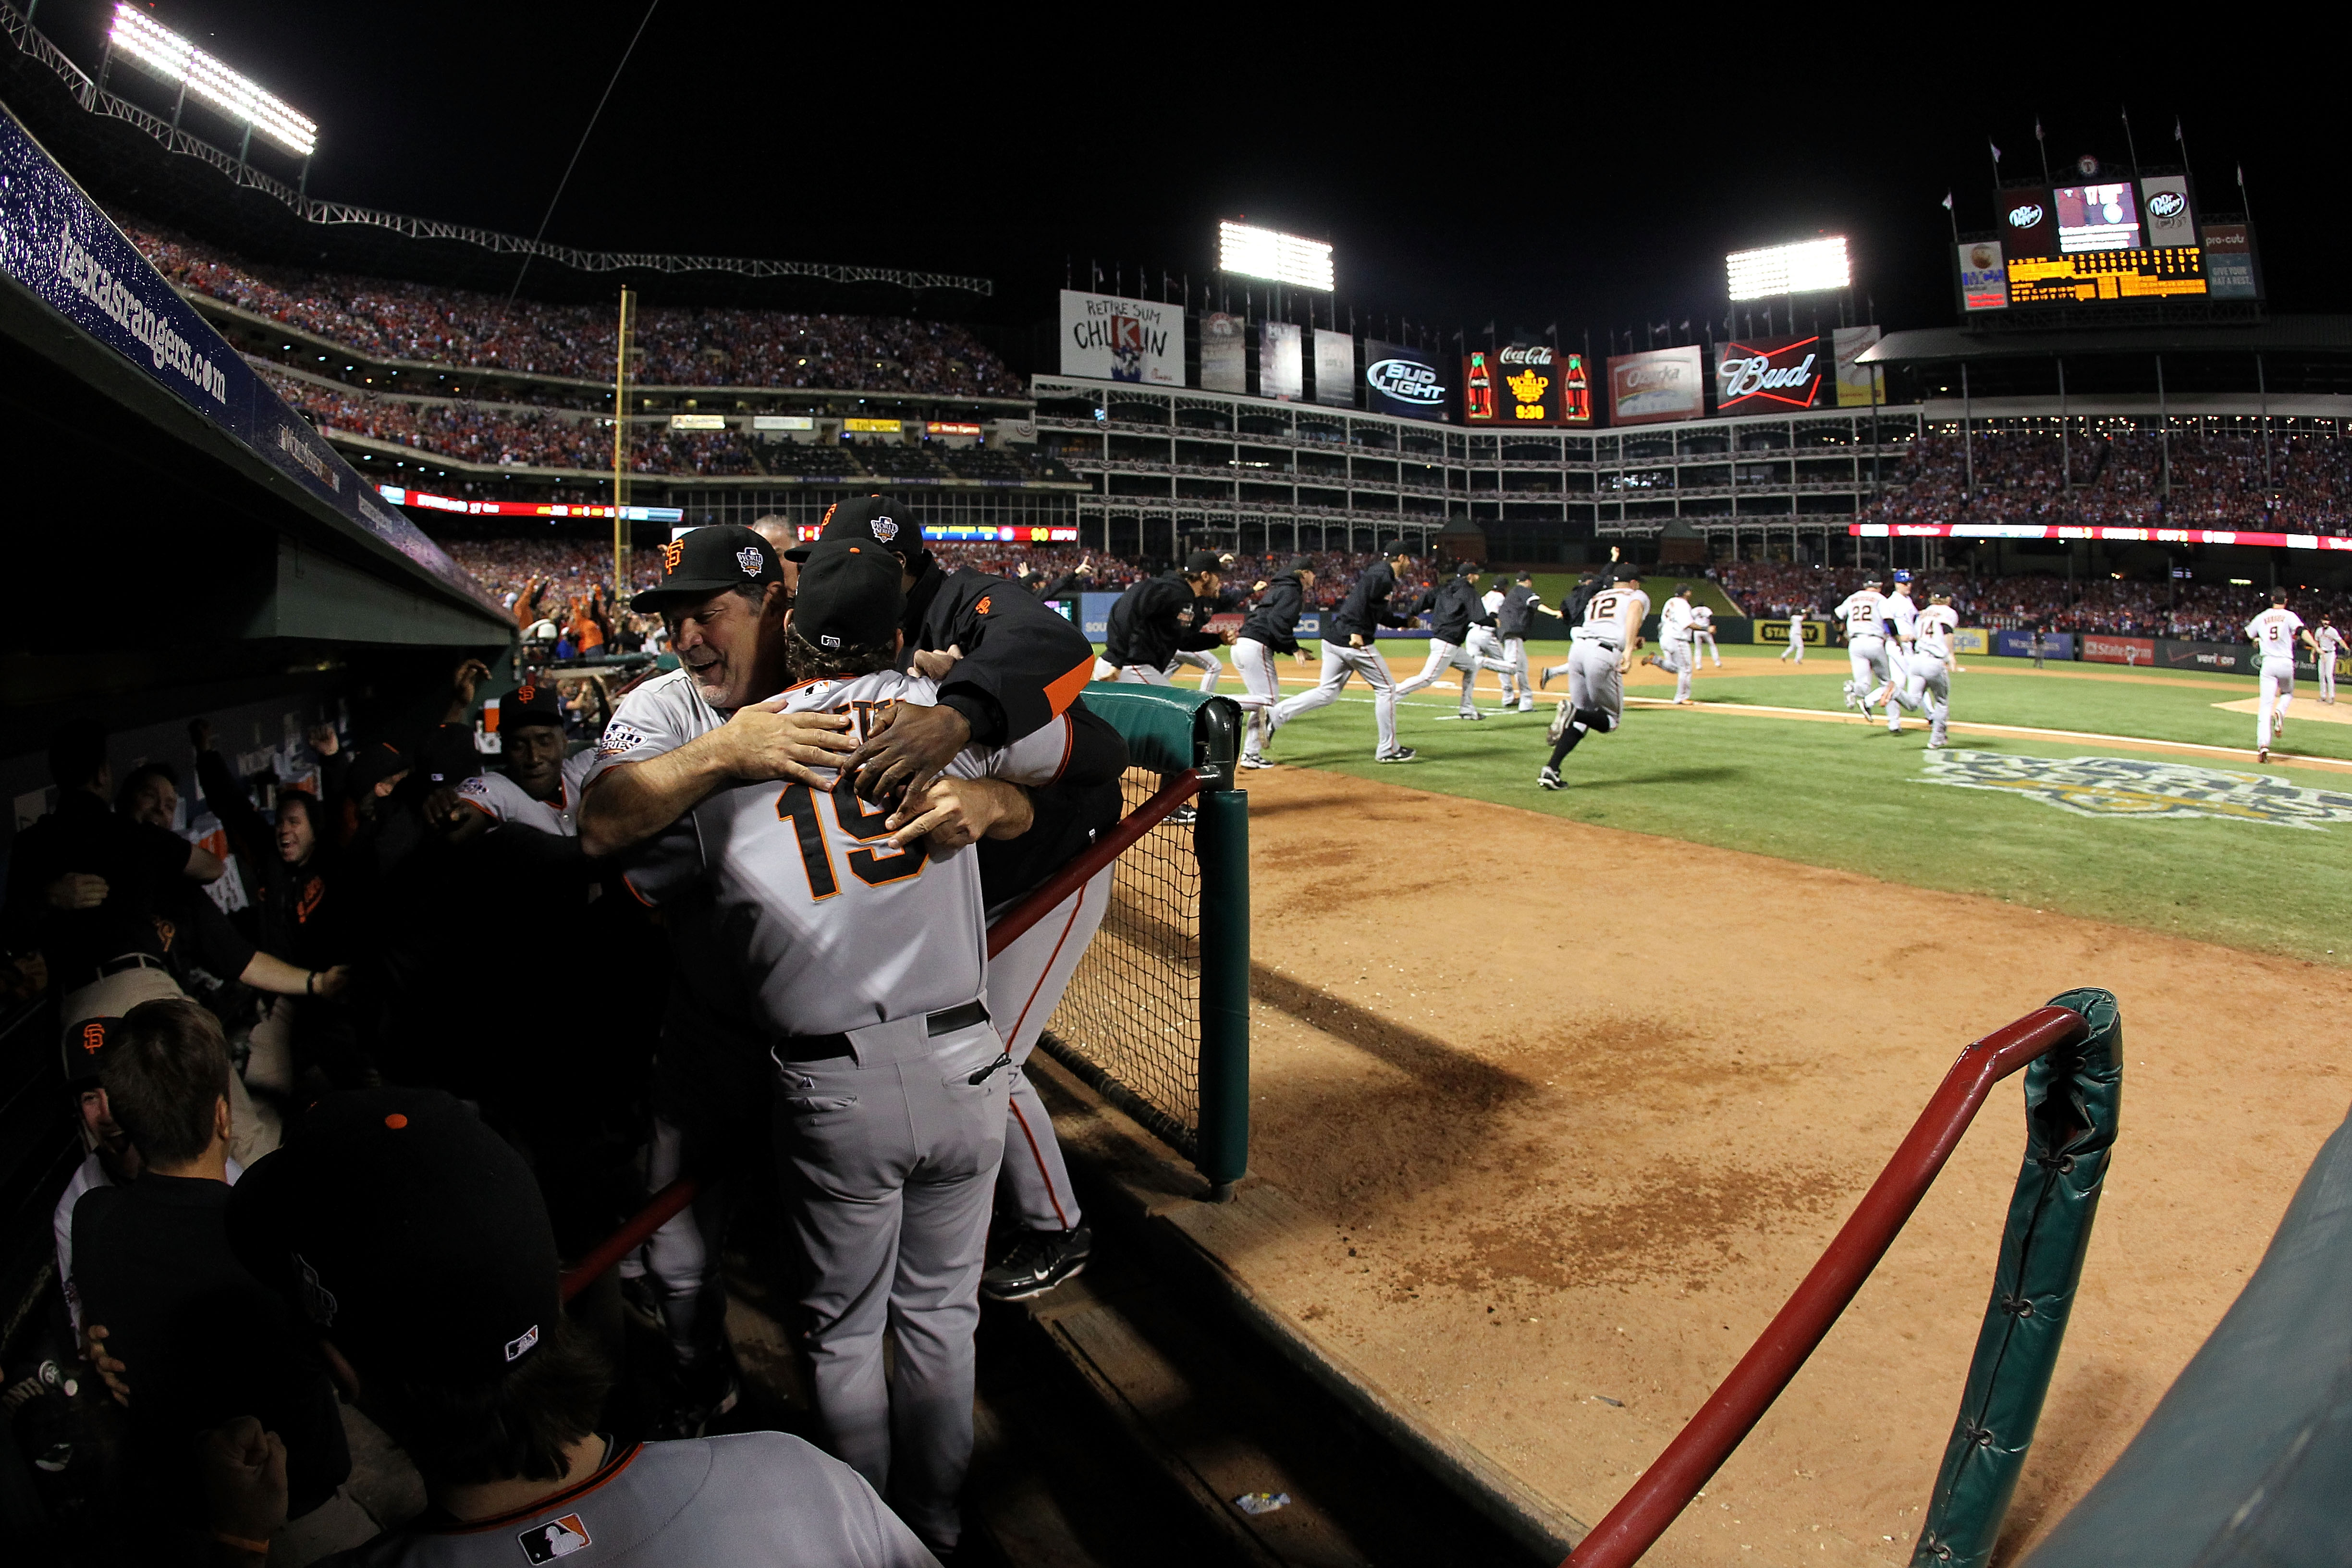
1964, 168, 2250, 311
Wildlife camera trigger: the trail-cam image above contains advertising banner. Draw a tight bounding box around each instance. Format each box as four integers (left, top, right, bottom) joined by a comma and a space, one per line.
1995, 629, 2076, 660
2203, 222, 2259, 299
2082, 634, 2156, 666
1954, 627, 1991, 655
1463, 345, 1592, 426
1362, 339, 1448, 422
1078, 591, 1122, 642
2155, 638, 2251, 674
1999, 189, 2058, 258
2139, 175, 2196, 248
1833, 326, 1883, 407
1756, 619, 1825, 646
0, 110, 487, 606
1958, 241, 2009, 312
1606, 345, 1705, 426
1260, 321, 1304, 401
1716, 334, 1825, 414
1313, 329, 1355, 407
1058, 290, 1183, 385
1199, 311, 1246, 393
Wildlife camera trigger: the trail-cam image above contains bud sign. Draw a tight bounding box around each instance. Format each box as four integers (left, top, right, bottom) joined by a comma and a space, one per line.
1714, 334, 1825, 413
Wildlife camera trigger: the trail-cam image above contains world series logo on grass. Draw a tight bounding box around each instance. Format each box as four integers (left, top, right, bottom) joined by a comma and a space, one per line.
1917, 751, 2352, 831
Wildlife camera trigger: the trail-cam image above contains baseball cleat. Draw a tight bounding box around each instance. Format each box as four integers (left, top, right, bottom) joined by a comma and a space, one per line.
1546, 702, 1572, 742
1927, 736, 1947, 748
1536, 766, 1562, 790
1538, 668, 1554, 690
1376, 746, 1419, 763
1458, 710, 1484, 721
1238, 755, 1274, 770
1841, 681, 1860, 711
983, 1224, 1093, 1302
1517, 699, 1534, 712
2258, 746, 2270, 762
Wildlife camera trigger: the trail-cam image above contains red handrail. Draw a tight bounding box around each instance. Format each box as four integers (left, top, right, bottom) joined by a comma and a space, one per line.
1564, 1004, 2091, 1568
559, 768, 1207, 1303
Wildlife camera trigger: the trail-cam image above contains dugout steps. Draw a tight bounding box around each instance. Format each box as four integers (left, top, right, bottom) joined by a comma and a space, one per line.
1015, 1046, 1576, 1566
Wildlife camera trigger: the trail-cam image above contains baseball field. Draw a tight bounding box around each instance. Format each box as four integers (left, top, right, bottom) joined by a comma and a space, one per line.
1115, 641, 2352, 1565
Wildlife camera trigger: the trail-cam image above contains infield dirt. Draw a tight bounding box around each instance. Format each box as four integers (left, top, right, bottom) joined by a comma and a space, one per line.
1231, 764, 2352, 1567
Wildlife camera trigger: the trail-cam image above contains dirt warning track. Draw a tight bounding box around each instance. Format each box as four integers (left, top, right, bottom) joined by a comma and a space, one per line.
1231, 765, 2352, 1567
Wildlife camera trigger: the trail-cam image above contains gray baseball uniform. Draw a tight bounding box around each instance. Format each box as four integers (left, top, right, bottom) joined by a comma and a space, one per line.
1569, 584, 1649, 723
983, 867, 1110, 1231
454, 751, 597, 836
620, 670, 1080, 1551
317, 1433, 937, 1567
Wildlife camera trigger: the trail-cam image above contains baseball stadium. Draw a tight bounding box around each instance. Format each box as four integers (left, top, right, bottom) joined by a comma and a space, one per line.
0, 9, 2347, 1568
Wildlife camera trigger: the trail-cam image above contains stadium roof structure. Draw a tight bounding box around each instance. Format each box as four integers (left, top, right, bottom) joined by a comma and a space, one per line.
1860, 317, 2352, 366
0, 6, 992, 302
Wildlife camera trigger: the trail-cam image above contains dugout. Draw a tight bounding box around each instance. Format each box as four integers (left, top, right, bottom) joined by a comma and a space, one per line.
0, 101, 512, 1409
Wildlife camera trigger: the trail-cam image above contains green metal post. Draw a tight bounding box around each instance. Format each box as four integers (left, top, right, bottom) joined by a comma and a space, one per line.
1192, 698, 1249, 1201
1912, 987, 2123, 1568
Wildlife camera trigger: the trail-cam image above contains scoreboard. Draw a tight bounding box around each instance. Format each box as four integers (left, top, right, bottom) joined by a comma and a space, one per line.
2006, 246, 2209, 306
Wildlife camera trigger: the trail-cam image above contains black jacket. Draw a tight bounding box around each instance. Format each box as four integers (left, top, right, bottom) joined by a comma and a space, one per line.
1103, 571, 1218, 670
1240, 573, 1312, 654
1417, 576, 1486, 645
1332, 561, 1409, 641
976, 700, 1130, 919
0, 790, 194, 984
1500, 584, 1542, 637
903, 560, 1099, 746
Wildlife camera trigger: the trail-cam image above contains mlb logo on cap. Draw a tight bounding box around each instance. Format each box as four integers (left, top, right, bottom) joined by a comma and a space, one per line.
518, 1514, 592, 1562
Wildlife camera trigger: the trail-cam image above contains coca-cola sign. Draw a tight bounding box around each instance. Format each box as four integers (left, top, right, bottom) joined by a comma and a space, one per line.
1462, 344, 1593, 426
1715, 335, 1825, 413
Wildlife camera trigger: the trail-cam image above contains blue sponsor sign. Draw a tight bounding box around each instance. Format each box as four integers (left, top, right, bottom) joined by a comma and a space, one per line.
1079, 591, 1121, 642
1296, 613, 1321, 638
1995, 629, 2075, 660
0, 109, 491, 611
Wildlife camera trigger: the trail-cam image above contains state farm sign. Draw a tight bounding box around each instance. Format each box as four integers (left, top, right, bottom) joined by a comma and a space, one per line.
1715, 334, 1825, 413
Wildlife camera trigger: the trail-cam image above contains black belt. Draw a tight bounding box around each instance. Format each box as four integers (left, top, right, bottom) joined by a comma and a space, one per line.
777, 999, 992, 1063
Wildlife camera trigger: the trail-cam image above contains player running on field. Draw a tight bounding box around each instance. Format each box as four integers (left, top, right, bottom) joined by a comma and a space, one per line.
2246, 586, 2313, 762
1265, 539, 1420, 763
1885, 590, 1960, 747
1780, 608, 1807, 663
1836, 575, 1889, 718
1495, 572, 1550, 710
2316, 614, 2346, 705
1235, 559, 1316, 769
1538, 565, 1649, 790
1103, 551, 1232, 685
1865, 572, 1920, 725
1394, 564, 1517, 720
1643, 583, 1697, 703
1166, 553, 1234, 692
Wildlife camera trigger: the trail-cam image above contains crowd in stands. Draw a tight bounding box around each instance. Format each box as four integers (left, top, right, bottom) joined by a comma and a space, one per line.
1715, 561, 2352, 640
122, 214, 1024, 397
1857, 426, 2352, 535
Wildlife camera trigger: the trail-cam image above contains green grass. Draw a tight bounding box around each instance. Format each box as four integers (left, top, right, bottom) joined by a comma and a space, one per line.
1243, 644, 2352, 963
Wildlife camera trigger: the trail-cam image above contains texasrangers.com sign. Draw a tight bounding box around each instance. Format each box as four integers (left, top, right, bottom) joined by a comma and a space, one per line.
1715, 334, 1825, 413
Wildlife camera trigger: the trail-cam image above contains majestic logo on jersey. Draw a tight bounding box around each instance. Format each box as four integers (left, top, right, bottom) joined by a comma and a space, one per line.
294, 1252, 338, 1326
660, 539, 685, 573
736, 546, 764, 576
870, 515, 899, 542
504, 1323, 540, 1363
1918, 751, 2352, 831
80, 1021, 107, 1054
517, 1513, 591, 1561
596, 721, 646, 758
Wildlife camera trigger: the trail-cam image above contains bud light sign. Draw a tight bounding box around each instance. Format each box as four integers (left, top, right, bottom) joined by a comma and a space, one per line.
1714, 334, 1825, 414
1361, 339, 1448, 422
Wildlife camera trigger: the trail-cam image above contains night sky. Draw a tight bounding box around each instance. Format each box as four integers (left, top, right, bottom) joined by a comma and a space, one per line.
53, 4, 2338, 338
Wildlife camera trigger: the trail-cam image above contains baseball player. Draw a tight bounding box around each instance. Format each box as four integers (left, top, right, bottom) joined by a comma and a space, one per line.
1835, 575, 1890, 717
1264, 539, 1419, 762
1394, 564, 1517, 719
1689, 601, 1722, 667
1168, 552, 1240, 692
1235, 560, 1317, 769
2246, 586, 2311, 762
1863, 571, 1920, 722
617, 540, 1123, 1554
1463, 577, 1517, 707
218, 1087, 939, 1568
1495, 573, 1550, 710
1885, 590, 1960, 747
1780, 608, 1807, 663
1644, 584, 1697, 703
2315, 614, 2345, 704
447, 681, 595, 838
1538, 565, 1649, 789
1102, 551, 1232, 685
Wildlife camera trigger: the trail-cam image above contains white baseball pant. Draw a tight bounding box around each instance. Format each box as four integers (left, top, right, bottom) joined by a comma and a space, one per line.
2259, 657, 2295, 750
984, 868, 1111, 1233
1694, 629, 1721, 667
1233, 637, 1287, 760
1780, 625, 1805, 663
1568, 637, 1626, 725
1394, 636, 1513, 714
1889, 657, 1947, 735
1168, 647, 1223, 693
1270, 640, 1398, 755
774, 1010, 1009, 1552
1847, 635, 1888, 707
1500, 635, 1531, 705
1658, 637, 1694, 702
1112, 663, 1174, 685
2320, 649, 2338, 703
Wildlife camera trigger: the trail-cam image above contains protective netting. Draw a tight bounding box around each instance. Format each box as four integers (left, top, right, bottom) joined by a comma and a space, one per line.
1038, 768, 1202, 1155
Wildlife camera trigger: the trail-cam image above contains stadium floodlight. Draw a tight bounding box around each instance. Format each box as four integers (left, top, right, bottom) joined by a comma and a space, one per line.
1726, 236, 1850, 301
108, 3, 317, 158
1218, 221, 1335, 292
